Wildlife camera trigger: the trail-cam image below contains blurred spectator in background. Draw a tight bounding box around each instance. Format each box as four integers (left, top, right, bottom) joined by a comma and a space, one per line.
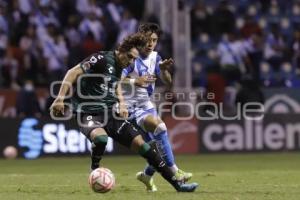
212, 0, 235, 37
104, 0, 124, 49
217, 32, 248, 85
116, 8, 138, 44
240, 15, 262, 39
19, 25, 40, 82
0, 1, 8, 35
64, 15, 83, 67
17, 0, 35, 16
243, 33, 264, 83
42, 23, 68, 82
16, 80, 41, 118
0, 1, 8, 58
190, 0, 212, 41
76, 0, 101, 17
292, 29, 300, 74
29, 1, 60, 42
264, 25, 286, 71
56, 0, 76, 28
1, 48, 20, 89
0, 26, 7, 56
81, 31, 103, 58
79, 7, 104, 43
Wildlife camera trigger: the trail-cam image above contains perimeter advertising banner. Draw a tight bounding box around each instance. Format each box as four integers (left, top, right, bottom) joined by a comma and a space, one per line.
199, 115, 300, 153
0, 117, 196, 159
0, 117, 133, 159
163, 115, 199, 154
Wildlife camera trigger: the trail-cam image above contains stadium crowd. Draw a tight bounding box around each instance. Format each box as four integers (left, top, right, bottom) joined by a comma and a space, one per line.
2, 0, 300, 89
190, 0, 300, 88
0, 0, 147, 88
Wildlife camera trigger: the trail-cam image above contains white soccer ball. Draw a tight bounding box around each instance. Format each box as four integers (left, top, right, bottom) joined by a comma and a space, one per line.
3, 146, 18, 159
88, 167, 115, 193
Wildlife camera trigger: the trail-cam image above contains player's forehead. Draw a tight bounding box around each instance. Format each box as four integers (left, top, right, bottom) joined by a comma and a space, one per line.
145, 32, 158, 40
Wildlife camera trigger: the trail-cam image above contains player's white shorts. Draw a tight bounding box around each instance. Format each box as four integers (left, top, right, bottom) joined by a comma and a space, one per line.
128, 100, 158, 129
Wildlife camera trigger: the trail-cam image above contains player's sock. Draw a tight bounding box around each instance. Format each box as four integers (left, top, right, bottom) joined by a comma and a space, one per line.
153, 130, 175, 168
138, 143, 182, 191
91, 135, 108, 170
143, 140, 158, 176
170, 164, 179, 174
144, 165, 155, 176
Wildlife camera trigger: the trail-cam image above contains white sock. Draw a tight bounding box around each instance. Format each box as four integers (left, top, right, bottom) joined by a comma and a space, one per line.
170, 164, 179, 173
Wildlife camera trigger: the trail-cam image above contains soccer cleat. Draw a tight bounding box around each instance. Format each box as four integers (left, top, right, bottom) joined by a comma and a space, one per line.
175, 169, 193, 182
90, 163, 99, 172
176, 182, 199, 192
136, 171, 158, 192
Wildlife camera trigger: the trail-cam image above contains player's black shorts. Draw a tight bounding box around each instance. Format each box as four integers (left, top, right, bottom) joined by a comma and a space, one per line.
78, 112, 140, 148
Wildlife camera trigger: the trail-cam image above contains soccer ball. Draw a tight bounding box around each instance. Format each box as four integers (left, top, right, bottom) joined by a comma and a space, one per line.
88, 167, 115, 193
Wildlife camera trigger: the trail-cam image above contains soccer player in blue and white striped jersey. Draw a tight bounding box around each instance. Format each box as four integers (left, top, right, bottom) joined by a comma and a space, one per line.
120, 23, 193, 192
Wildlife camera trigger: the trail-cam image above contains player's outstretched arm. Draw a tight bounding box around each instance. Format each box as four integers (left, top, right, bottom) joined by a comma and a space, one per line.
50, 64, 84, 116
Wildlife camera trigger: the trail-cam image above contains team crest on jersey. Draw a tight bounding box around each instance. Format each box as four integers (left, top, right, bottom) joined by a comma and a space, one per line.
107, 64, 114, 74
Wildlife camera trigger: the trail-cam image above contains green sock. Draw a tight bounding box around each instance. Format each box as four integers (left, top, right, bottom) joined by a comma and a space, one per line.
138, 143, 151, 156
91, 135, 108, 169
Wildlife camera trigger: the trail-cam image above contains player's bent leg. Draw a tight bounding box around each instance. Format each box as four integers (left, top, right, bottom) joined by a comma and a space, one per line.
90, 128, 108, 170
136, 140, 158, 191
143, 116, 193, 181
142, 140, 157, 177
131, 135, 199, 192
143, 116, 176, 168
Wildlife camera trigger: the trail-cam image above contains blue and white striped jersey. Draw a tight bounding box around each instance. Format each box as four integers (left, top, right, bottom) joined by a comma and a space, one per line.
121, 51, 162, 113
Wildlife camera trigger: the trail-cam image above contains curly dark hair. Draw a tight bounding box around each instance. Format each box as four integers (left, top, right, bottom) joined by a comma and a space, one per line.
117, 33, 148, 53
138, 23, 162, 38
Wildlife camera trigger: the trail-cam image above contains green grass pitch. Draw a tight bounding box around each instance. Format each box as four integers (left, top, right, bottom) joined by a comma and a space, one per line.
1, 153, 300, 200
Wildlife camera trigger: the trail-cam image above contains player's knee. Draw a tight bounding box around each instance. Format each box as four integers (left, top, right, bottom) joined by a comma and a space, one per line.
153, 123, 167, 136
91, 133, 108, 146
131, 135, 145, 152
90, 128, 107, 141
143, 115, 161, 132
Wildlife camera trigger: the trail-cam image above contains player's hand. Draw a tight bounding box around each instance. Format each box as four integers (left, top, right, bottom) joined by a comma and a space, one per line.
159, 58, 174, 71
135, 75, 156, 87
119, 103, 129, 119
50, 98, 65, 117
